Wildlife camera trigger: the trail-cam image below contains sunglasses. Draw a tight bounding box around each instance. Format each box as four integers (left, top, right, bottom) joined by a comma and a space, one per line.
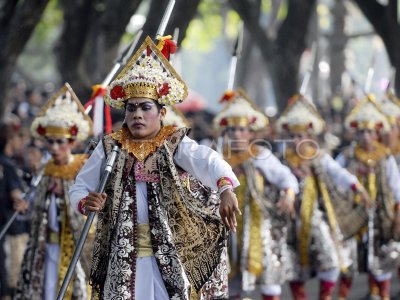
46, 138, 69, 145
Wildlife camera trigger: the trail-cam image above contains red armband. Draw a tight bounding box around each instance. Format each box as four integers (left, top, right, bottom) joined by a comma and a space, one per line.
78, 197, 88, 215
351, 182, 361, 193
217, 177, 233, 190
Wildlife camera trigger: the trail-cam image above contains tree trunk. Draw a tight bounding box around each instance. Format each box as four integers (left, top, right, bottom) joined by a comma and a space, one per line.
329, 0, 347, 94
139, 0, 201, 47
229, 0, 316, 113
55, 0, 142, 102
269, 0, 316, 111
0, 0, 50, 120
354, 0, 400, 95
55, 0, 200, 103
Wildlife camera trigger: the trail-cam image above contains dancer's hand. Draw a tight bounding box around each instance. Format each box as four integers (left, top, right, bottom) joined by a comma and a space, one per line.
11, 190, 29, 213
81, 192, 107, 214
219, 189, 241, 232
13, 199, 29, 213
357, 186, 373, 208
277, 189, 296, 217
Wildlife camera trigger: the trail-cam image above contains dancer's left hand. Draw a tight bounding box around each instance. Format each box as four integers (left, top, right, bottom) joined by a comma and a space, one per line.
219, 189, 241, 232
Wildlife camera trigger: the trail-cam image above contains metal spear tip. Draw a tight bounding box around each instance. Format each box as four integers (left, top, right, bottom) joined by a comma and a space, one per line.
116, 29, 143, 65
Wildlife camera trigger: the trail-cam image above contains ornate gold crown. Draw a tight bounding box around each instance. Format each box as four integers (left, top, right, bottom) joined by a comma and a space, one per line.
124, 82, 159, 101
105, 36, 188, 109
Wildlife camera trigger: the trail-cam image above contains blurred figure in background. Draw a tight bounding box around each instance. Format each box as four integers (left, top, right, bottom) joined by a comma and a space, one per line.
213, 89, 299, 300
14, 83, 93, 300
0, 123, 29, 300
276, 95, 370, 300
336, 95, 400, 300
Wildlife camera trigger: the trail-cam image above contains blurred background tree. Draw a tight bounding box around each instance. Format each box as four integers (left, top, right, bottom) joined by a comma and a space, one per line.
0, 0, 398, 121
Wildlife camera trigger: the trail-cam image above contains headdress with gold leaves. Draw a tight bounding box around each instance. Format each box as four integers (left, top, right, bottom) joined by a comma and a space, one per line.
276, 94, 325, 135
105, 36, 188, 109
345, 94, 390, 132
31, 83, 93, 141
379, 92, 400, 126
163, 105, 190, 128
213, 88, 268, 131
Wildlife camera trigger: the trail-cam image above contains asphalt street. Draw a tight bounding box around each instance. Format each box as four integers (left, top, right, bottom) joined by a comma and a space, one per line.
242, 274, 400, 299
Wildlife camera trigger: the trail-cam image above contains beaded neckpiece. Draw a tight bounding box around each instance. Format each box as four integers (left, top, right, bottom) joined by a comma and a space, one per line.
111, 125, 177, 161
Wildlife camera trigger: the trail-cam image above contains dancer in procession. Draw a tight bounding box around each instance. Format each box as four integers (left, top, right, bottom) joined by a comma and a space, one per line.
14, 83, 93, 300
213, 89, 299, 300
379, 91, 400, 166
275, 94, 371, 300
69, 36, 240, 300
336, 95, 400, 300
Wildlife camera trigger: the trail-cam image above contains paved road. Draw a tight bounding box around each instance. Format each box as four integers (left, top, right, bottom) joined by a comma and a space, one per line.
242, 274, 400, 299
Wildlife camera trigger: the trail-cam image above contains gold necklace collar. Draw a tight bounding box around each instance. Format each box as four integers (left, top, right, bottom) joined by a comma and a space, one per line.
111, 125, 177, 161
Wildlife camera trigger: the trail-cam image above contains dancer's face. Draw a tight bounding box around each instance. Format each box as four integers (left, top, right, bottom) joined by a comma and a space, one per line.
125, 98, 166, 140
356, 128, 378, 151
225, 125, 253, 153
45, 136, 74, 165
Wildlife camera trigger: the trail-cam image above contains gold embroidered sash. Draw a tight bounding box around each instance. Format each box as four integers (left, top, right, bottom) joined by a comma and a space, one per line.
137, 223, 154, 257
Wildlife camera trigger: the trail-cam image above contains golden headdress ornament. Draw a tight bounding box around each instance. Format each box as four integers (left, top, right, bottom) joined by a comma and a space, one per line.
163, 105, 190, 128
213, 88, 268, 131
105, 36, 188, 109
345, 94, 390, 132
31, 83, 93, 141
276, 94, 325, 135
379, 92, 400, 126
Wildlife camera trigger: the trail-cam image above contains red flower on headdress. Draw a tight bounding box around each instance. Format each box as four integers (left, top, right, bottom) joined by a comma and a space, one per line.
161, 40, 177, 60
157, 83, 170, 97
308, 122, 313, 129
37, 124, 46, 136
220, 90, 236, 103
156, 36, 177, 60
70, 124, 79, 136
250, 116, 257, 124
376, 122, 384, 130
350, 121, 358, 128
220, 118, 228, 126
110, 85, 125, 100
282, 123, 289, 130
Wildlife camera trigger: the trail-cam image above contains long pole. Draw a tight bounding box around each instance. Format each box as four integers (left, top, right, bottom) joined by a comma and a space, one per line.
0, 212, 17, 241
56, 146, 119, 300
0, 167, 45, 240
364, 52, 376, 94
156, 0, 176, 38
85, 29, 143, 115
299, 42, 317, 96
227, 21, 244, 91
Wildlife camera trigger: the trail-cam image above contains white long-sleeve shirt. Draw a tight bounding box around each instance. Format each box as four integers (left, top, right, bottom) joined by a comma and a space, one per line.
336, 151, 400, 203
69, 136, 240, 212
320, 153, 359, 191
253, 148, 299, 194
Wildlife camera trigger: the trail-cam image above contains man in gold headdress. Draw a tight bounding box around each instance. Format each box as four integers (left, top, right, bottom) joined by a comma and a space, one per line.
379, 91, 400, 166
336, 95, 400, 300
69, 36, 240, 300
14, 83, 93, 300
276, 94, 370, 300
213, 89, 299, 300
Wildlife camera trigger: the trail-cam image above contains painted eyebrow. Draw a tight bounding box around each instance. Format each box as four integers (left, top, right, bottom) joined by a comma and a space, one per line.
126, 101, 154, 105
